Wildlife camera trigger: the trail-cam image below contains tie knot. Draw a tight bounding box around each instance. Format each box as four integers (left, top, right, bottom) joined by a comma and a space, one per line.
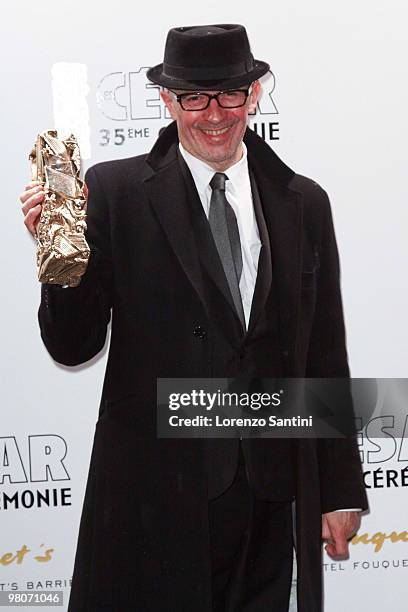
210, 172, 228, 192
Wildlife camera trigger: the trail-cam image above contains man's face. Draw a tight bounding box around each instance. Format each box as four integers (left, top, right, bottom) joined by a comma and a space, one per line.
161, 80, 261, 171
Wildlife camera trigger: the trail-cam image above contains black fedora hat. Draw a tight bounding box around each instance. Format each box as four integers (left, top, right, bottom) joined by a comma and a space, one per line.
146, 24, 270, 91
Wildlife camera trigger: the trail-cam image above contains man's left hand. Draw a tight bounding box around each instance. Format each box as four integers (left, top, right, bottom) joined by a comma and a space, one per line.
322, 511, 361, 559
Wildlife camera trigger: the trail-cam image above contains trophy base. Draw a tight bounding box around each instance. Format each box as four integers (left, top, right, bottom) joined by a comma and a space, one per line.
37, 232, 90, 288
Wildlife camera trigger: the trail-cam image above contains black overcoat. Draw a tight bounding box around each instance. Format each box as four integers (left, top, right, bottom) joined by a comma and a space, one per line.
38, 122, 368, 611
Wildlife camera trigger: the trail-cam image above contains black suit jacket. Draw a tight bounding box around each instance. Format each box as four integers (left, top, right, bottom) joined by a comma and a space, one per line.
39, 122, 368, 612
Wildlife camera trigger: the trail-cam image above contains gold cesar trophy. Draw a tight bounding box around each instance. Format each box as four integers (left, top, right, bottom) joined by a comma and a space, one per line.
29, 131, 90, 287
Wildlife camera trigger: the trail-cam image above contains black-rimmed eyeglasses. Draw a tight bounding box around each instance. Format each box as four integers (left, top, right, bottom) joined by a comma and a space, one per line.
168, 88, 251, 111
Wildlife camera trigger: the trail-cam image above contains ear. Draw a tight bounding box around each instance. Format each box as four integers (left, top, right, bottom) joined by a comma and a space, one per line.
160, 90, 178, 121
247, 80, 261, 114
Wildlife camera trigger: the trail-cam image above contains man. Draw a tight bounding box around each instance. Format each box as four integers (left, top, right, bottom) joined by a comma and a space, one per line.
20, 24, 367, 612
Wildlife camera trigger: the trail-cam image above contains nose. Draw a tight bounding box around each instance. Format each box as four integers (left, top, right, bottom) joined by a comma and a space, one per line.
204, 97, 224, 122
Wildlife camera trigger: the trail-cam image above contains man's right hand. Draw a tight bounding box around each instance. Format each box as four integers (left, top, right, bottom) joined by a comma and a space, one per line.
19, 182, 89, 237
19, 181, 45, 237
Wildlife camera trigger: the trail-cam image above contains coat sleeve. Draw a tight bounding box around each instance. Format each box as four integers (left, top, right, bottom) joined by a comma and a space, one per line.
305, 189, 368, 513
38, 165, 113, 366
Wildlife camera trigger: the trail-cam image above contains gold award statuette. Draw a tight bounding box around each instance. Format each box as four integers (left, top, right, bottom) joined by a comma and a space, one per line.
29, 130, 90, 287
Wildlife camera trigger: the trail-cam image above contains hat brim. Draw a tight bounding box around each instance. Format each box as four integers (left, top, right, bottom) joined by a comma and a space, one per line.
146, 60, 270, 91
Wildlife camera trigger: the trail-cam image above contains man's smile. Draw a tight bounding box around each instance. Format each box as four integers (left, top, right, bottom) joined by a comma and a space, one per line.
200, 126, 231, 136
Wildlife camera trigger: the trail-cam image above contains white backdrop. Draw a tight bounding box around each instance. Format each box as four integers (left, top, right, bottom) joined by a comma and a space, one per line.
2, 1, 408, 610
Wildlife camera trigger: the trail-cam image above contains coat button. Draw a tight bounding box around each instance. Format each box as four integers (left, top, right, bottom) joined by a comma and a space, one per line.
193, 325, 207, 340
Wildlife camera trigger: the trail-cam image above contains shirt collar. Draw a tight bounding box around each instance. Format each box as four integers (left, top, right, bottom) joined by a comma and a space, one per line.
178, 141, 249, 197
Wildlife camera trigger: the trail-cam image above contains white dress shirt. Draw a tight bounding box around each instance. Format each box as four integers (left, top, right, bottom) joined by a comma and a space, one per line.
179, 142, 261, 329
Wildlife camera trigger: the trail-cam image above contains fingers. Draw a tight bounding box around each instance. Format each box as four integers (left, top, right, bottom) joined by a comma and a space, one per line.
324, 540, 348, 558
323, 527, 349, 558
322, 517, 348, 558
329, 533, 349, 558
350, 513, 361, 536
24, 204, 42, 236
24, 180, 42, 191
21, 189, 45, 216
324, 541, 338, 557
20, 182, 45, 214
322, 511, 361, 559
19, 181, 45, 237
321, 515, 331, 541
20, 180, 43, 200
20, 181, 44, 201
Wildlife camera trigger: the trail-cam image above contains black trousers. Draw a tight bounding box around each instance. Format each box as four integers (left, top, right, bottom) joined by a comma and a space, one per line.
208, 446, 294, 612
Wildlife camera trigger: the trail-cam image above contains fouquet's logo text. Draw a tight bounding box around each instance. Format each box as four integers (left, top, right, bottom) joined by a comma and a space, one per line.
352, 529, 408, 553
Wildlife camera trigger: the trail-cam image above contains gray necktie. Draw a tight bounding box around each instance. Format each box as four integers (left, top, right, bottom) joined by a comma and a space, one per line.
209, 172, 245, 328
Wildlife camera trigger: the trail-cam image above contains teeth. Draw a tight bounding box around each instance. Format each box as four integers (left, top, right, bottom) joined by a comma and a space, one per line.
202, 127, 230, 136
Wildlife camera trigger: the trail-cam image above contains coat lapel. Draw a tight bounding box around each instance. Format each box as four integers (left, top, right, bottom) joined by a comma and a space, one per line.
244, 129, 303, 362
263, 180, 303, 363
143, 137, 209, 318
